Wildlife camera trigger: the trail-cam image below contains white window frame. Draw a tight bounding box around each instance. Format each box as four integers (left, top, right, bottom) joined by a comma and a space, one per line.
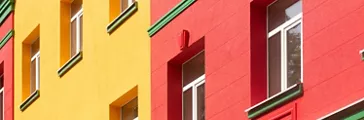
70, 7, 83, 56
0, 74, 3, 120
182, 75, 205, 120
30, 51, 40, 92
267, 7, 303, 97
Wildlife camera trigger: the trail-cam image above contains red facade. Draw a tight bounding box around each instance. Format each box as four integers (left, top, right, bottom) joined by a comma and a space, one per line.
0, 11, 14, 120
151, 0, 364, 119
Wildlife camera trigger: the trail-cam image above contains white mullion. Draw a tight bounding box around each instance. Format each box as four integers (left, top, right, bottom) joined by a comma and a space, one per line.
195, 80, 205, 120
283, 29, 287, 90
35, 54, 40, 90
280, 29, 286, 92
192, 84, 197, 120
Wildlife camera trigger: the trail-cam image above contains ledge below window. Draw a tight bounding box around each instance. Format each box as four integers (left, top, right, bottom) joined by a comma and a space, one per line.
245, 83, 303, 119
57, 51, 83, 77
0, 30, 14, 49
20, 90, 40, 111
319, 98, 364, 120
107, 1, 138, 34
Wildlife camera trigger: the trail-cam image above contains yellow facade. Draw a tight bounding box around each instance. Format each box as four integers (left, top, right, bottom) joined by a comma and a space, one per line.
14, 0, 150, 119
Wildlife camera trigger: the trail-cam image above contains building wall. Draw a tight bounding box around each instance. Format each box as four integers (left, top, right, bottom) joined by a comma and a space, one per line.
0, 11, 14, 120
258, 0, 364, 119
14, 0, 150, 120
283, 0, 364, 119
151, 0, 364, 120
151, 0, 251, 119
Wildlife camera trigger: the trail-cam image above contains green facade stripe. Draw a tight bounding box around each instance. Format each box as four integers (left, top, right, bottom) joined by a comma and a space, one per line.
0, 0, 8, 10
344, 110, 364, 120
247, 84, 303, 119
0, 0, 14, 25
107, 2, 138, 34
0, 30, 14, 49
20, 90, 40, 111
147, 0, 196, 37
57, 51, 83, 77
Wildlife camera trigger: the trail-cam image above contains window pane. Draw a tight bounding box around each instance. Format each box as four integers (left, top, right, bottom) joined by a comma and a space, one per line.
182, 52, 205, 87
268, 0, 302, 31
30, 60, 36, 93
197, 84, 205, 120
121, 97, 138, 120
286, 23, 301, 88
183, 89, 192, 120
31, 38, 39, 57
71, 0, 82, 17
37, 56, 40, 89
0, 74, 3, 88
268, 32, 281, 97
80, 15, 83, 52
71, 20, 77, 57
121, 0, 129, 12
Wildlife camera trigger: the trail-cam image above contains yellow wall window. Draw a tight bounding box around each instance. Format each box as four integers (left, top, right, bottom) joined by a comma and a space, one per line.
110, 87, 138, 120
58, 0, 83, 77
20, 25, 40, 111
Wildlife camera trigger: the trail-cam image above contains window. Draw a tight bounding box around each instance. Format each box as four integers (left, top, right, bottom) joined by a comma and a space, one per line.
120, 97, 138, 120
182, 51, 205, 120
121, 0, 135, 12
267, 0, 302, 97
0, 73, 3, 120
109, 87, 138, 120
109, 0, 136, 21
30, 38, 40, 94
70, 0, 83, 57
20, 25, 40, 111
58, 0, 83, 77
107, 0, 138, 33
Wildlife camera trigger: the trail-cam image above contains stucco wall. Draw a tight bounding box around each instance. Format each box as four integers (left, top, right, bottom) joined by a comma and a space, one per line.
14, 0, 150, 119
